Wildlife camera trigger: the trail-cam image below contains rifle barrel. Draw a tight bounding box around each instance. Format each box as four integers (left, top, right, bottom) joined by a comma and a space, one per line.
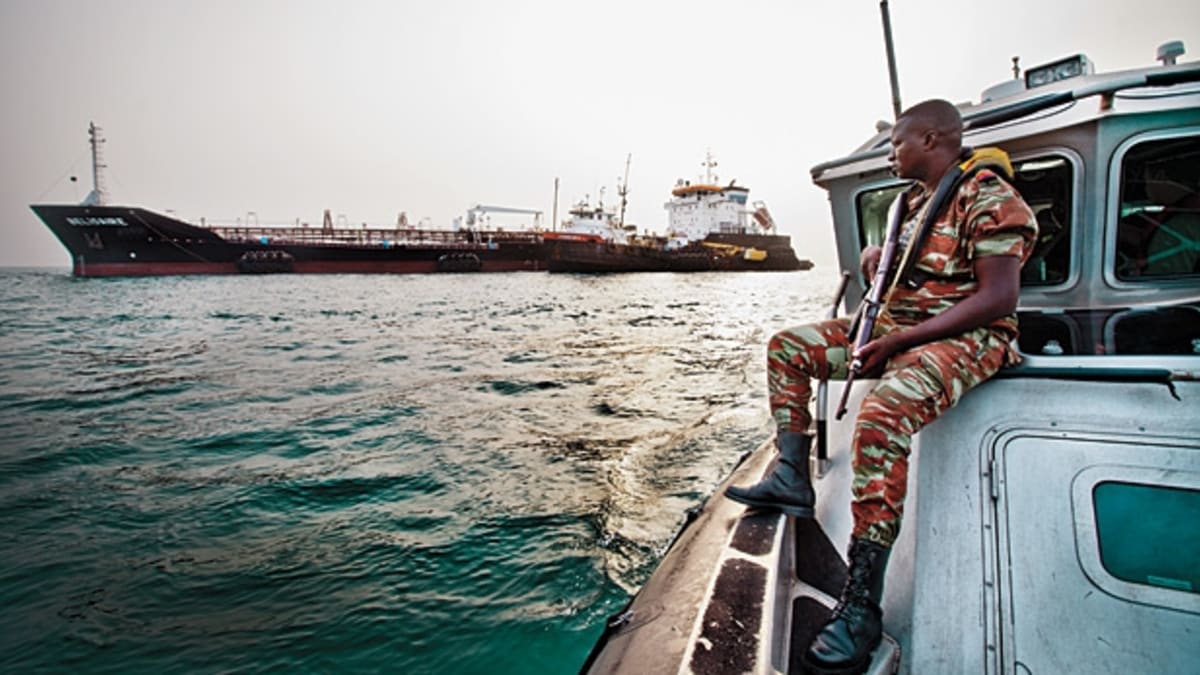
833, 192, 908, 421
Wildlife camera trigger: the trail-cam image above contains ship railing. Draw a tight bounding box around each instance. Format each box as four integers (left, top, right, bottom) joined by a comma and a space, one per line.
207, 225, 542, 247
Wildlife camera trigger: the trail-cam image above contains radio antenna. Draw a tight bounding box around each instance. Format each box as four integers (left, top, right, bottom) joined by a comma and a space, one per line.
880, 1, 903, 119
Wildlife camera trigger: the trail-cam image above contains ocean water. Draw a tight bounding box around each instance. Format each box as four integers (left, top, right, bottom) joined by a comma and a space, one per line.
0, 267, 838, 674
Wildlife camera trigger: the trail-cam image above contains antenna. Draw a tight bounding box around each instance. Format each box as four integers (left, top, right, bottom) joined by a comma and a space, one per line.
618, 153, 631, 227
879, 1, 903, 119
85, 121, 108, 206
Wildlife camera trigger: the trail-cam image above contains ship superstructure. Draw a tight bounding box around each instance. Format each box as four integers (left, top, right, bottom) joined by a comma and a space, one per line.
547, 154, 811, 273
545, 190, 631, 244
664, 152, 774, 242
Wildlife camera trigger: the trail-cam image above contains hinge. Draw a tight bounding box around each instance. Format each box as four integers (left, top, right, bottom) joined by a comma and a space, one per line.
989, 457, 1001, 501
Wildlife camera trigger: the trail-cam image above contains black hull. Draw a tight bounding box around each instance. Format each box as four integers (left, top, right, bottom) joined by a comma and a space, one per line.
547, 233, 813, 273
30, 204, 547, 277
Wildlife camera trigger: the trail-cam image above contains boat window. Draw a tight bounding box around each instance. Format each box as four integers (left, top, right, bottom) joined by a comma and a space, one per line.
855, 184, 907, 248
854, 153, 1073, 286
1017, 303, 1200, 356
1107, 304, 1200, 355
1015, 311, 1079, 355
1116, 135, 1200, 280
1093, 481, 1200, 595
1011, 156, 1073, 286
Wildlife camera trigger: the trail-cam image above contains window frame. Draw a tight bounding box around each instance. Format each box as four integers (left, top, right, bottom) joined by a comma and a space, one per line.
852, 178, 908, 252
1106, 126, 1200, 287
1071, 464, 1200, 612
1008, 148, 1083, 289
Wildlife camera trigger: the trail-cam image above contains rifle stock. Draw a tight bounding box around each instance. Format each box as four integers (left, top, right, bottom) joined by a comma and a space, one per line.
835, 192, 909, 420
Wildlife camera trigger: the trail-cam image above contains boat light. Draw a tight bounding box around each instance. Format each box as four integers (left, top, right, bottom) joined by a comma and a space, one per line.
1025, 54, 1093, 89
1157, 40, 1185, 66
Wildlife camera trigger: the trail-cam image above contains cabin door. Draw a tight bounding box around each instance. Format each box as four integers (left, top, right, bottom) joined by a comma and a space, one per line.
993, 431, 1200, 674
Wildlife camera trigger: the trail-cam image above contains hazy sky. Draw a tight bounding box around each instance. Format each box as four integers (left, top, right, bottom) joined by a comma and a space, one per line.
3, 0, 1198, 268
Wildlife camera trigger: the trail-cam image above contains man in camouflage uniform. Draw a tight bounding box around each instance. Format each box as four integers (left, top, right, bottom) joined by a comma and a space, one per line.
724, 99, 1037, 674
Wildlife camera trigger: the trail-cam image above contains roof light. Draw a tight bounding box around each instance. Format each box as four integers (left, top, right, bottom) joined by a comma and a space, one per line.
1157, 40, 1185, 66
1025, 54, 1094, 89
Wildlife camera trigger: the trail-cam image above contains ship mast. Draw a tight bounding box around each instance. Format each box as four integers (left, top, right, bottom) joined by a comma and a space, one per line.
552, 177, 560, 232
702, 150, 718, 185
84, 121, 108, 206
617, 153, 631, 228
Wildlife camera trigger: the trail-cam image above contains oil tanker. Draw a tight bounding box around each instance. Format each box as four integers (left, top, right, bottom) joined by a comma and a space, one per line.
31, 124, 548, 277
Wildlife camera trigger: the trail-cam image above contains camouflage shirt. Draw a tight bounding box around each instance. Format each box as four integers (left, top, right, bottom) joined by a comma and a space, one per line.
884, 168, 1038, 338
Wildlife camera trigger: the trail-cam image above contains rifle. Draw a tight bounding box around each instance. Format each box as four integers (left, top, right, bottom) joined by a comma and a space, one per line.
835, 192, 908, 420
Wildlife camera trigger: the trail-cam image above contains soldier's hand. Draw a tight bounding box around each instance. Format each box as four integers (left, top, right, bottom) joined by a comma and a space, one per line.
853, 334, 901, 378
860, 245, 882, 281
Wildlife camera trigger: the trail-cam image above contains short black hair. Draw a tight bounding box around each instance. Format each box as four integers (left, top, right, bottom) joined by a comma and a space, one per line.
898, 99, 962, 147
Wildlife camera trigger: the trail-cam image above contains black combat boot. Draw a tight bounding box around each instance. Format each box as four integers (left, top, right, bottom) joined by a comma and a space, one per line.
723, 431, 815, 518
803, 538, 891, 675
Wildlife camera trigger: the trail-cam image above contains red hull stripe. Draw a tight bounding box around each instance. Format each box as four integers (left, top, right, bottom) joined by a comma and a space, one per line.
75, 262, 239, 276
73, 260, 544, 277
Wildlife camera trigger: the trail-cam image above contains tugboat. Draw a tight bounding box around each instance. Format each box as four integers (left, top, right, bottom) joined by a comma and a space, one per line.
543, 189, 633, 247
582, 32, 1200, 675
547, 153, 812, 273
29, 124, 548, 277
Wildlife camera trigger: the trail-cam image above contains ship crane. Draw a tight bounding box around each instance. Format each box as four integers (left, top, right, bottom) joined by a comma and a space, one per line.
464, 204, 544, 229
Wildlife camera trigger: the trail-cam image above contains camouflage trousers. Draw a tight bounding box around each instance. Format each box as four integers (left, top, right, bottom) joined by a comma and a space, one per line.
767, 316, 1011, 547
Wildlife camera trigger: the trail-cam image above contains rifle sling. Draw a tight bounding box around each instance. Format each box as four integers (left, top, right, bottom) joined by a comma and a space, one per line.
891, 163, 967, 292
891, 147, 1015, 292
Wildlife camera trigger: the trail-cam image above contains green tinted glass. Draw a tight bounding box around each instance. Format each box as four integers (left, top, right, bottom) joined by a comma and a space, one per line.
855, 184, 907, 249
1093, 481, 1200, 594
1116, 135, 1200, 280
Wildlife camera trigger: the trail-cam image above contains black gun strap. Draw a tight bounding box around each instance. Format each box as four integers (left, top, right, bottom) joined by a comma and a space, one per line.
892, 147, 1014, 291
892, 156, 969, 292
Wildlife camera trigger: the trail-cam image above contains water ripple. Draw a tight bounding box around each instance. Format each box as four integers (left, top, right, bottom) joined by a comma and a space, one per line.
0, 268, 838, 674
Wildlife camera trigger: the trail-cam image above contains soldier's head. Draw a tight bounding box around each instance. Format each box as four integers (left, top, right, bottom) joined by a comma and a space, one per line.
889, 99, 964, 188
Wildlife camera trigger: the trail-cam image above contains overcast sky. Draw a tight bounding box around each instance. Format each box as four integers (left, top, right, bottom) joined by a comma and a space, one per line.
3, 0, 1198, 268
